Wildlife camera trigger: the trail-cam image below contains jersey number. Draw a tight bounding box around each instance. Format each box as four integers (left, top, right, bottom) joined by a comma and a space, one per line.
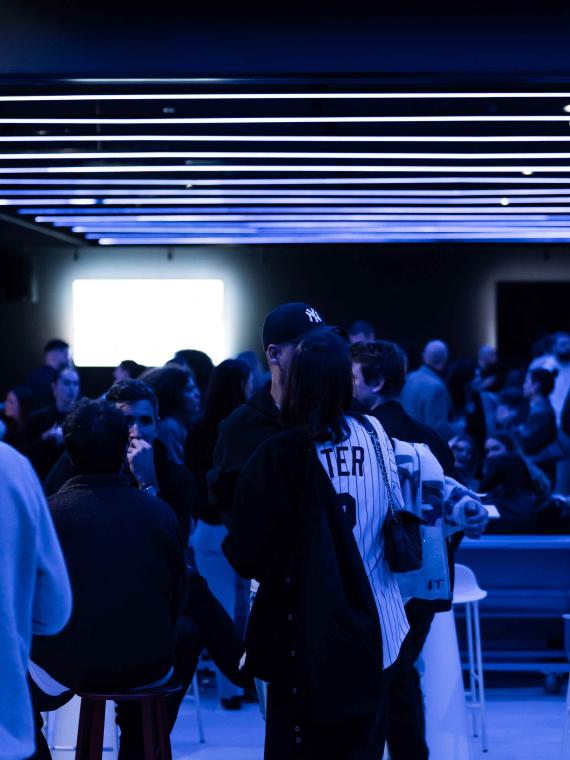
335, 493, 356, 529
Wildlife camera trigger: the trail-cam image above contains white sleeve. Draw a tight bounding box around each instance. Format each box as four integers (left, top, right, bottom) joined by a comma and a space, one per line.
26, 461, 73, 636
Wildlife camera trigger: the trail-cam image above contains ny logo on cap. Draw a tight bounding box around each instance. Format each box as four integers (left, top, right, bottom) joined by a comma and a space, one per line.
305, 307, 322, 324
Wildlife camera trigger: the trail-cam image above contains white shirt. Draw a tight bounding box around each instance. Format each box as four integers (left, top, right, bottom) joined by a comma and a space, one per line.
315, 415, 409, 669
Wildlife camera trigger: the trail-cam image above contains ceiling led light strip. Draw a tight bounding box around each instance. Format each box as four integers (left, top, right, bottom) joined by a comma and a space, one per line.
4, 165, 570, 174
70, 222, 570, 232
5, 135, 570, 143
6, 151, 570, 160
5, 189, 570, 197
10, 196, 570, 206
3, 116, 570, 125
3, 91, 570, 102
2, 177, 570, 186
19, 205, 570, 214
92, 233, 570, 245
39, 214, 557, 222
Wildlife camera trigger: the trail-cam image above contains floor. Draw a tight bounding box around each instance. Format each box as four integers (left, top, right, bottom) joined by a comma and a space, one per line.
171, 684, 568, 760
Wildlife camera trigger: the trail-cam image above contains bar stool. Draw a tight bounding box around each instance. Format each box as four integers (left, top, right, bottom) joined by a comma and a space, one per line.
75, 683, 182, 760
453, 563, 488, 752
187, 673, 205, 743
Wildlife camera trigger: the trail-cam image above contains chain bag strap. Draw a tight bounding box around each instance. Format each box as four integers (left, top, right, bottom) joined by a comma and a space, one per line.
359, 415, 424, 574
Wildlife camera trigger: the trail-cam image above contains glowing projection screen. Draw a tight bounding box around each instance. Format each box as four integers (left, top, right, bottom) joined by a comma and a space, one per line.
72, 278, 225, 366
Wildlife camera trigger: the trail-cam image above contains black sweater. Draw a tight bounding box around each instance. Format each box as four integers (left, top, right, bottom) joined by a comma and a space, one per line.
32, 474, 186, 691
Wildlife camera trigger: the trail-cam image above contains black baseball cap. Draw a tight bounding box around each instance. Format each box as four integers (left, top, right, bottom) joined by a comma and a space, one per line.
262, 302, 328, 350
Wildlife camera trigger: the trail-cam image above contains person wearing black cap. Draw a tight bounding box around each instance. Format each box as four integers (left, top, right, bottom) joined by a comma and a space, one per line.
208, 302, 328, 521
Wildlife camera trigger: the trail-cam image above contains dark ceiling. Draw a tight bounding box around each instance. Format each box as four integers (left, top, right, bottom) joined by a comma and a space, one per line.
2, 4, 570, 247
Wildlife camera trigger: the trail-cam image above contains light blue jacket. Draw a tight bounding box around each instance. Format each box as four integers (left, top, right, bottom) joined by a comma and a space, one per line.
0, 443, 72, 760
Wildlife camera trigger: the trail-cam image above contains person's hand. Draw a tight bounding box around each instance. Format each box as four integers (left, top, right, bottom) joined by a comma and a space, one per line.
127, 438, 158, 490
41, 424, 64, 446
463, 499, 489, 539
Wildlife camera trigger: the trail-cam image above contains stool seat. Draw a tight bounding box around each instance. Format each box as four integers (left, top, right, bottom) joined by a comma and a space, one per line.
77, 684, 182, 701
75, 682, 181, 759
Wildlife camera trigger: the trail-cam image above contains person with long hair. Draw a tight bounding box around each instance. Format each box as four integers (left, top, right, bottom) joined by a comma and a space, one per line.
186, 359, 253, 709
141, 365, 200, 465
223, 329, 410, 758
1, 385, 33, 452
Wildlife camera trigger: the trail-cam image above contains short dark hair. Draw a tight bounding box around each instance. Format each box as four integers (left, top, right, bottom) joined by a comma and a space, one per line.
44, 338, 69, 353
117, 360, 146, 378
63, 398, 129, 474
350, 340, 408, 398
140, 365, 192, 418
498, 387, 527, 409
348, 320, 375, 337
105, 379, 158, 418
281, 328, 352, 443
529, 367, 557, 397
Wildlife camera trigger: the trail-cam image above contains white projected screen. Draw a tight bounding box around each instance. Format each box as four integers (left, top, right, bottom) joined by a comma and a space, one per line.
72, 279, 225, 366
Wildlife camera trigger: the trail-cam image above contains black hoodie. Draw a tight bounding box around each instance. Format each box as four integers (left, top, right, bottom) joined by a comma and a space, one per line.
208, 382, 282, 519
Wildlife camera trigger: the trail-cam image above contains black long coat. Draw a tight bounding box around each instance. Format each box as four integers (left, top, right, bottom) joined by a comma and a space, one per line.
222, 428, 384, 725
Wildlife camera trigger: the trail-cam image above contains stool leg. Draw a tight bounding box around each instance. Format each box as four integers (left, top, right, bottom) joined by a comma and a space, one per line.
141, 700, 158, 760
192, 674, 205, 743
561, 676, 570, 759
76, 698, 105, 760
465, 603, 478, 738
154, 698, 173, 760
474, 602, 488, 752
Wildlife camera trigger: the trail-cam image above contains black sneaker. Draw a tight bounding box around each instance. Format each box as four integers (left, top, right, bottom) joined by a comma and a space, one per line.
221, 696, 242, 711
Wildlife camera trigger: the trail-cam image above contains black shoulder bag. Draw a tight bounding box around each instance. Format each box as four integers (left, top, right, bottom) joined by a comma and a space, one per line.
359, 415, 424, 573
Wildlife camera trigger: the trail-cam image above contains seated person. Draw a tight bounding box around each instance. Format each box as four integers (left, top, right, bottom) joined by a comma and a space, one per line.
481, 432, 546, 534
29, 399, 187, 759
449, 433, 480, 491
25, 367, 80, 479
44, 379, 195, 544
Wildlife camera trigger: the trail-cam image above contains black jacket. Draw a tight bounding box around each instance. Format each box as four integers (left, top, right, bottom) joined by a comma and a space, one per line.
43, 440, 195, 544
208, 382, 282, 516
223, 429, 384, 724
25, 405, 68, 480
32, 474, 186, 691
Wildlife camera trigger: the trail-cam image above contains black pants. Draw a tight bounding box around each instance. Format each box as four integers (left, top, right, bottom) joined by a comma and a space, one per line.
264, 671, 392, 760
30, 567, 244, 759
386, 599, 436, 760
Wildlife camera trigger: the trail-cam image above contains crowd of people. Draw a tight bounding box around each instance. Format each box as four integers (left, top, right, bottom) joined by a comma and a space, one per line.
1, 304, 567, 759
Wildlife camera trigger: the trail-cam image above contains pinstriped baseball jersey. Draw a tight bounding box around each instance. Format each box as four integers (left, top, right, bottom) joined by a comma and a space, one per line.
315, 415, 409, 669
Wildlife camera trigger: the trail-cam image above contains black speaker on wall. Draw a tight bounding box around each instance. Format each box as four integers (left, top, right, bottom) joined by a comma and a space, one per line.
0, 253, 37, 302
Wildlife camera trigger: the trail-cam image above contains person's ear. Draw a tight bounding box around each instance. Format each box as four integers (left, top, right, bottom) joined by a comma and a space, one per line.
373, 377, 385, 394
267, 344, 282, 367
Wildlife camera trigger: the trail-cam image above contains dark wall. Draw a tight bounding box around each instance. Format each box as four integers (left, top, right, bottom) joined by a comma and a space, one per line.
2, 240, 570, 398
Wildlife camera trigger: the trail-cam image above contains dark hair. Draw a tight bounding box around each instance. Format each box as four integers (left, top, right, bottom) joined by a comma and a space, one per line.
140, 365, 193, 418
350, 340, 407, 398
105, 379, 158, 418
281, 329, 352, 442
53, 366, 79, 384
203, 360, 251, 426
117, 360, 146, 378
7, 385, 33, 419
497, 387, 529, 424
63, 398, 129, 474
44, 338, 69, 353
446, 358, 477, 410
486, 430, 519, 453
481, 452, 532, 496
528, 367, 557, 397
348, 320, 375, 337
170, 349, 214, 396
